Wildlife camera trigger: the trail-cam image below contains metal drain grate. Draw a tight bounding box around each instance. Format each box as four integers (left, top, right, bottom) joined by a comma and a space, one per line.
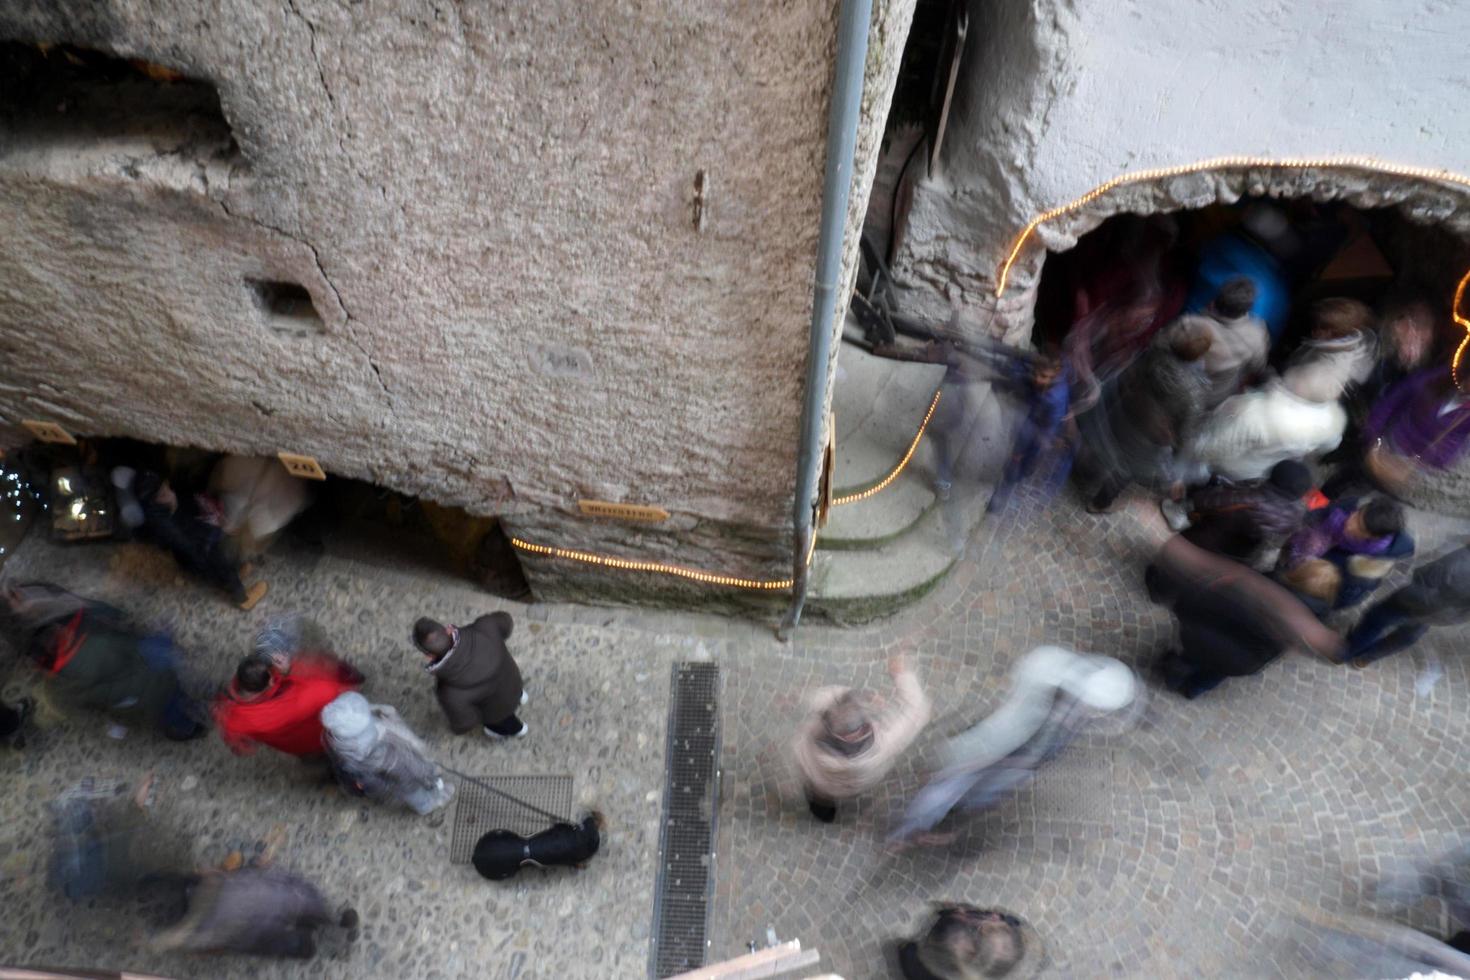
649, 662, 722, 978
447, 773, 574, 865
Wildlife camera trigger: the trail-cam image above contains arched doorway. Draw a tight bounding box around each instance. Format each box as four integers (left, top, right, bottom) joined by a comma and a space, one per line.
1010, 162, 1470, 515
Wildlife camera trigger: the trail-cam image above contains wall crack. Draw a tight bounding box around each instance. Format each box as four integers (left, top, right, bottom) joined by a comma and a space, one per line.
283, 0, 381, 196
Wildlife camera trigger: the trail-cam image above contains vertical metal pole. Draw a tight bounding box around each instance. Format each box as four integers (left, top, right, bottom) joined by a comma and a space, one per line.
778, 0, 874, 641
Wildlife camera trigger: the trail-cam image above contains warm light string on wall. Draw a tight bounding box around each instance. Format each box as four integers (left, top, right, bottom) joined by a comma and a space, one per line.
832, 388, 943, 505
510, 391, 944, 589
517, 155, 1470, 590
994, 155, 1470, 386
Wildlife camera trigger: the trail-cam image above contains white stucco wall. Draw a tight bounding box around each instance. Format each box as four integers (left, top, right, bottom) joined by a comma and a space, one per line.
894, 0, 1470, 334
0, 1, 913, 604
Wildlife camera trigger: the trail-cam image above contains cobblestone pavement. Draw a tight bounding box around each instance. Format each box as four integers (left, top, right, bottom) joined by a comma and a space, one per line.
714, 485, 1470, 979
2, 482, 1469, 978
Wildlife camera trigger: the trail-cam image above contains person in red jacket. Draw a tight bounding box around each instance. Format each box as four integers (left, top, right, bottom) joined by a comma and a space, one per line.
214, 653, 362, 758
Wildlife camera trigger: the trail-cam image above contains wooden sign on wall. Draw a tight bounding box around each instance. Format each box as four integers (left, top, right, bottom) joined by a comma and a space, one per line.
21, 420, 76, 445
277, 452, 327, 480
578, 499, 670, 523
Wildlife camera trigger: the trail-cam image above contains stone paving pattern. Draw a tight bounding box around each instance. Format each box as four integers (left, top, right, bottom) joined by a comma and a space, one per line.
1, 480, 1468, 978
713, 484, 1470, 979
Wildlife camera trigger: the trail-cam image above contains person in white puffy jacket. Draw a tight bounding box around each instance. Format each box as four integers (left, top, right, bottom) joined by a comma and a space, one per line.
321, 692, 454, 816
1183, 298, 1376, 483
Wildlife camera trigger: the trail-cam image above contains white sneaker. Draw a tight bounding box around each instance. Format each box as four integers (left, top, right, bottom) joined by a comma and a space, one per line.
1160, 498, 1191, 532
483, 722, 529, 740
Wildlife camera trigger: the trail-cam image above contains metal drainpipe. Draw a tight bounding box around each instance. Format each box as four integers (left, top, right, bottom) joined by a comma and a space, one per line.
778, 0, 874, 641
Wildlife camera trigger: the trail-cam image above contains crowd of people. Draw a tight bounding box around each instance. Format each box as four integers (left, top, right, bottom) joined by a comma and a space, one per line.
936, 202, 1470, 701
0, 566, 603, 961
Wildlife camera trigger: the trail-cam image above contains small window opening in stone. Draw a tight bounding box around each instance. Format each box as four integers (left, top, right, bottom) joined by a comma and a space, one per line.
249, 279, 325, 335
0, 41, 240, 166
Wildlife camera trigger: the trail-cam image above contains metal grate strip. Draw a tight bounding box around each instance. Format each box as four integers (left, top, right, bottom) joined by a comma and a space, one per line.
447, 773, 574, 865
649, 662, 722, 978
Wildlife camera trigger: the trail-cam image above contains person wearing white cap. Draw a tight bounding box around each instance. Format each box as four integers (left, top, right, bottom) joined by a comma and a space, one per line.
888, 646, 1139, 848
320, 692, 454, 815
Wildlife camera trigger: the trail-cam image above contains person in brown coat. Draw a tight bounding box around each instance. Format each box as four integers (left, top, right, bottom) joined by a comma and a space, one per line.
414, 612, 527, 739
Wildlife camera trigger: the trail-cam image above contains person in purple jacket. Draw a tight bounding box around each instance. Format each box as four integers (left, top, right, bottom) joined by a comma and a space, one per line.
1363, 366, 1470, 480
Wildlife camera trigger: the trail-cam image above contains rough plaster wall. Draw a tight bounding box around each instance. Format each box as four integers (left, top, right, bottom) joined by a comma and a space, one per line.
0, 0, 857, 594
892, 0, 1470, 338
527, 0, 919, 605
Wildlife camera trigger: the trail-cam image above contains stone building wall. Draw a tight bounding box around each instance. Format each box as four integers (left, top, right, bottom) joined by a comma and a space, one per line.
892, 0, 1470, 341
0, 0, 914, 606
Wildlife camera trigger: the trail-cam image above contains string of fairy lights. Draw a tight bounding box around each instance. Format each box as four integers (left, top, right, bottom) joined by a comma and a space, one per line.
0, 462, 38, 562
509, 389, 946, 591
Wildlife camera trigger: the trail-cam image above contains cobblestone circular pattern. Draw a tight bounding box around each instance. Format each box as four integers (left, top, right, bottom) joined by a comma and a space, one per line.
713, 483, 1470, 978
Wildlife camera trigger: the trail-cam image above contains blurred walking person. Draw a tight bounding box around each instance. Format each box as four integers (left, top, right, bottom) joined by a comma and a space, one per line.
887, 646, 1136, 848
3, 581, 205, 741
152, 867, 358, 959
1342, 542, 1470, 667
1147, 535, 1344, 698
1077, 322, 1212, 513
895, 903, 1044, 980
321, 691, 454, 815
791, 652, 930, 824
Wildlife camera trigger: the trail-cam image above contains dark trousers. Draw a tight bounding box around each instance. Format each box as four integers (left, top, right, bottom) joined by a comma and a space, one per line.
0, 700, 21, 739
485, 713, 524, 736
805, 789, 836, 824
1346, 595, 1429, 664
988, 424, 1071, 514
1161, 653, 1228, 699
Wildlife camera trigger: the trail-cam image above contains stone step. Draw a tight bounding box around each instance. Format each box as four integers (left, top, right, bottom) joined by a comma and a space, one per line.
831, 337, 947, 491
807, 491, 982, 624
819, 465, 936, 551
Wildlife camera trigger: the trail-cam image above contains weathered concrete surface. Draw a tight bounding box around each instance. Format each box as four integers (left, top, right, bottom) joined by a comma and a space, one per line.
892, 0, 1470, 339
0, 0, 914, 603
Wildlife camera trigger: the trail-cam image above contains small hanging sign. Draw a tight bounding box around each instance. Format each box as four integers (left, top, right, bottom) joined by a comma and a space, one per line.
21, 420, 77, 445
277, 452, 328, 480
578, 499, 669, 523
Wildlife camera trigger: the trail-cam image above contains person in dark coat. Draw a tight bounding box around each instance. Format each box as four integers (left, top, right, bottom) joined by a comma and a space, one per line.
1342, 543, 1470, 667
414, 612, 527, 739
0, 696, 33, 748
4, 581, 203, 740
1147, 535, 1344, 698
895, 904, 1043, 979
1079, 323, 1213, 513
1181, 460, 1313, 568
115, 468, 267, 610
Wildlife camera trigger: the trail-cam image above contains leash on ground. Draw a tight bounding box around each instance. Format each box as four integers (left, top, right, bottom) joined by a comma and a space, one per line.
437, 762, 573, 825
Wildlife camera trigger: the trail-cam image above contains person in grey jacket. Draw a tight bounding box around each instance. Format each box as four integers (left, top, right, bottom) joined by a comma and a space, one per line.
414, 612, 527, 739
1342, 543, 1470, 667
1161, 277, 1268, 409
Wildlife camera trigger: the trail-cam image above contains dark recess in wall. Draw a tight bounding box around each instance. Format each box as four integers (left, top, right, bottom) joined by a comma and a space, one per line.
0, 40, 239, 164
